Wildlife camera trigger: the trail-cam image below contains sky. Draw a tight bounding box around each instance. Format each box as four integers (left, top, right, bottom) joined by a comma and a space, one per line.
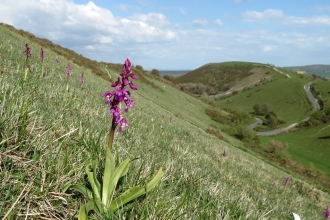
1, 0, 330, 70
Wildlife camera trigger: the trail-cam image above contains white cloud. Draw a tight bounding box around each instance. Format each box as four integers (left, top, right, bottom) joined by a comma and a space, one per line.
97, 36, 113, 44
0, 0, 176, 46
242, 9, 284, 23
242, 9, 330, 26
192, 18, 208, 27
85, 45, 95, 50
311, 5, 330, 12
178, 8, 187, 15
288, 15, 330, 26
129, 13, 170, 27
214, 19, 224, 27
262, 45, 275, 52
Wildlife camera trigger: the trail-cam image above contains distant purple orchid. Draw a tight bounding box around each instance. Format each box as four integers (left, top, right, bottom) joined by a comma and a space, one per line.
170, 117, 173, 122
103, 57, 138, 136
283, 177, 290, 185
40, 48, 45, 77
40, 47, 44, 60
56, 59, 59, 64
324, 206, 329, 220
65, 62, 72, 91
222, 150, 227, 157
23, 43, 32, 80
66, 62, 72, 77
23, 43, 32, 58
81, 72, 85, 84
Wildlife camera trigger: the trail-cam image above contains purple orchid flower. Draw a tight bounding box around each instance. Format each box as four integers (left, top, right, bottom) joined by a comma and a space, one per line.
40, 47, 44, 60
283, 177, 290, 185
81, 72, 85, 84
103, 57, 138, 134
23, 43, 32, 58
66, 63, 72, 77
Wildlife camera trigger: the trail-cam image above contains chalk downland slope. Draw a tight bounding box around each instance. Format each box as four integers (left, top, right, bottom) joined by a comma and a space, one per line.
173, 62, 291, 96
0, 23, 329, 219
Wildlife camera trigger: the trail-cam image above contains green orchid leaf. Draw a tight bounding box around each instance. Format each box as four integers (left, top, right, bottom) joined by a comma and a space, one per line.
110, 167, 163, 211
106, 158, 131, 207
78, 204, 87, 220
63, 183, 93, 200
92, 161, 102, 196
85, 200, 96, 214
102, 148, 115, 205
62, 181, 72, 193
86, 162, 101, 201
120, 159, 130, 178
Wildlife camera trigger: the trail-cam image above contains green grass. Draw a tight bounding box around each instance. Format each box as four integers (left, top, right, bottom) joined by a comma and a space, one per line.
1, 24, 330, 219
215, 77, 313, 125
260, 123, 330, 177
258, 79, 330, 178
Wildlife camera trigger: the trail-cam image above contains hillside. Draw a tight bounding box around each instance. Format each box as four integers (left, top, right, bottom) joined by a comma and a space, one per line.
213, 67, 330, 187
1, 23, 330, 219
173, 61, 290, 96
283, 64, 330, 78
159, 70, 191, 76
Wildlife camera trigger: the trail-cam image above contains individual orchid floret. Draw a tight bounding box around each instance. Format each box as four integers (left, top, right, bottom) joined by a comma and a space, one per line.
324, 206, 330, 220
283, 177, 290, 185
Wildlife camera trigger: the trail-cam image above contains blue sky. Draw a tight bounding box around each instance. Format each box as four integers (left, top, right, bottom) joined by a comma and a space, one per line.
1, 0, 330, 70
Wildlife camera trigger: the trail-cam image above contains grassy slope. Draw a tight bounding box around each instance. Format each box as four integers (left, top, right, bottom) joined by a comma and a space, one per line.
259, 79, 330, 178
214, 69, 330, 178
214, 76, 313, 125
1, 24, 330, 219
260, 123, 330, 177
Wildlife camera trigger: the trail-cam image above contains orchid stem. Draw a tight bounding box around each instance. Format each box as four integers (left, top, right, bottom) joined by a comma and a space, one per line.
108, 119, 116, 150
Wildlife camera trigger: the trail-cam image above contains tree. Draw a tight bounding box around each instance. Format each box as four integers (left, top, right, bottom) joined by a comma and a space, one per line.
135, 65, 144, 71
253, 103, 261, 115
151, 69, 160, 76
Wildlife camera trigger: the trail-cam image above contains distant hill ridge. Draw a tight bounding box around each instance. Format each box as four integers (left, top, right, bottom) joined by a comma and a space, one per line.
283, 64, 330, 77
172, 61, 278, 95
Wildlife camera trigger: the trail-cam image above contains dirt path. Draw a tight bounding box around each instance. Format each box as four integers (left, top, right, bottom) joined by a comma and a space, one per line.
273, 67, 291, 78
249, 82, 318, 136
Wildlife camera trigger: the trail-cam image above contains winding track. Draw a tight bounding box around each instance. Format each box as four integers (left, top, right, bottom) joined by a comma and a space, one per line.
250, 82, 319, 136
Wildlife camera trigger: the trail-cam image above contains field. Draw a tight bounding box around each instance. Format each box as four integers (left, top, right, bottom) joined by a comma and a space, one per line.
260, 123, 330, 177
1, 23, 330, 219
214, 77, 313, 125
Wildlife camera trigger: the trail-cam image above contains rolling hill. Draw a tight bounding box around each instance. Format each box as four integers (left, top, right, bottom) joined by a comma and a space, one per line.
283, 64, 330, 78
172, 61, 293, 96
1, 23, 329, 219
